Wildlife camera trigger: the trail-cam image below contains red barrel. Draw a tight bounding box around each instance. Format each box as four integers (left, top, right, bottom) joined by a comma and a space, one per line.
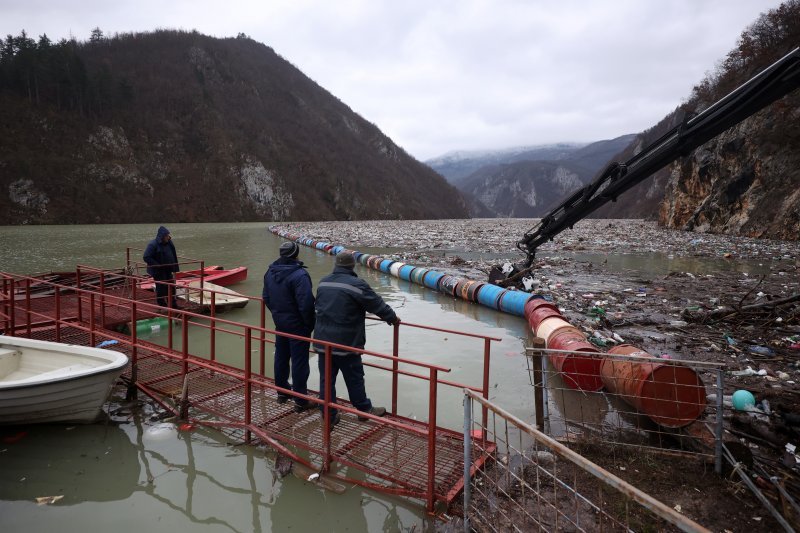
524, 298, 559, 317
527, 306, 563, 331
600, 345, 706, 428
464, 281, 485, 302
547, 331, 603, 391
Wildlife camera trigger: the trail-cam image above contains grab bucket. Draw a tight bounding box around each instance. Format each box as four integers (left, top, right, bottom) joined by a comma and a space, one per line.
547, 332, 603, 391
600, 345, 706, 428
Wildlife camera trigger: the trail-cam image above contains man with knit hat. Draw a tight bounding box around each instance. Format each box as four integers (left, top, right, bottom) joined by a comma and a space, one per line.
313, 252, 400, 427
263, 241, 316, 412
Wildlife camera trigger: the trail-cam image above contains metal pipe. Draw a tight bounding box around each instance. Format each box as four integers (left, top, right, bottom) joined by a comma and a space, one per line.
259, 299, 265, 375
322, 345, 333, 472
462, 392, 472, 532
245, 327, 252, 443
55, 286, 61, 343
100, 271, 106, 328
531, 338, 545, 430
426, 367, 438, 513
127, 300, 139, 401
25, 278, 31, 337
210, 290, 217, 362
481, 337, 490, 431
181, 311, 189, 375
391, 321, 399, 415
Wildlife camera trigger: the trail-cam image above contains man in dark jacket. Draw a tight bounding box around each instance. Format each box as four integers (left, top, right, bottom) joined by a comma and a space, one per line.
263, 242, 316, 412
313, 252, 400, 426
143, 226, 180, 308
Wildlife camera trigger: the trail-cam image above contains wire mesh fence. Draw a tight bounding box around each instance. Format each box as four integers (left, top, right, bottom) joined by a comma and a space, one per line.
458, 389, 710, 532
524, 342, 724, 472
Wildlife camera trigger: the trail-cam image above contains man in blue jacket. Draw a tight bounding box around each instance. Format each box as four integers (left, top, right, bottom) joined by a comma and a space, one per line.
143, 226, 180, 308
263, 242, 316, 412
313, 252, 400, 427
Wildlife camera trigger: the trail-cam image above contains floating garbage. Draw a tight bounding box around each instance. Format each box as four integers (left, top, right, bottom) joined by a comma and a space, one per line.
731, 390, 756, 411
144, 423, 177, 441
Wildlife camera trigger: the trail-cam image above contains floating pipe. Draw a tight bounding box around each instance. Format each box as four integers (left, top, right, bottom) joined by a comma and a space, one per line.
268, 226, 534, 317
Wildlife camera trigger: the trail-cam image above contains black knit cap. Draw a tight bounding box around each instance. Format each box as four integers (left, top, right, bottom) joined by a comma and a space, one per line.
335, 252, 356, 269
279, 241, 299, 259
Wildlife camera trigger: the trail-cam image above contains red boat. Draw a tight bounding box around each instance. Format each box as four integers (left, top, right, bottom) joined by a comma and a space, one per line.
139, 265, 247, 290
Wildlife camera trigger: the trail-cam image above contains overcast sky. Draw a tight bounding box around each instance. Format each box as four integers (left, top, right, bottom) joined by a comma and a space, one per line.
1, 0, 784, 160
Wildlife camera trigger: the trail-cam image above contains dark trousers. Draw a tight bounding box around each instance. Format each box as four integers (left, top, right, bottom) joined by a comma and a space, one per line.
275, 334, 310, 406
318, 352, 372, 419
154, 273, 177, 308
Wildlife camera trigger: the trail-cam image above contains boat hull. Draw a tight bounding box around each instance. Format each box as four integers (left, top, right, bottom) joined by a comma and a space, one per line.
0, 337, 129, 425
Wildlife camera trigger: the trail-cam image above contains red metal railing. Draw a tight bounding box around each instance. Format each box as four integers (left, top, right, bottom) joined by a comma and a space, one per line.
0, 268, 500, 511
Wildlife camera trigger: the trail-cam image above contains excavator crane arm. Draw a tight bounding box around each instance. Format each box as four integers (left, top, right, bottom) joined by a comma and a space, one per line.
517, 47, 800, 267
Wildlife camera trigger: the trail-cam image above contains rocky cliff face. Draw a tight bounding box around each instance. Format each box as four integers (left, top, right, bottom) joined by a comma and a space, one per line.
659, 92, 800, 239
0, 31, 467, 224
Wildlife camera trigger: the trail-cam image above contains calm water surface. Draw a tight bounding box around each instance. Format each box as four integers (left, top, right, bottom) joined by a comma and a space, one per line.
0, 223, 534, 532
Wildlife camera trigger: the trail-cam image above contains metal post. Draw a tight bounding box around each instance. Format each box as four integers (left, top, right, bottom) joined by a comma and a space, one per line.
76, 268, 83, 323
531, 338, 546, 430
463, 391, 472, 532
481, 338, 491, 433
542, 353, 550, 431
99, 272, 106, 329
127, 301, 138, 401
391, 321, 399, 415
322, 345, 333, 472
55, 287, 61, 342
181, 311, 189, 376
245, 327, 252, 443
89, 292, 96, 347
25, 279, 31, 337
426, 368, 439, 513
715, 369, 724, 475
259, 300, 265, 375
8, 278, 15, 336
210, 291, 216, 362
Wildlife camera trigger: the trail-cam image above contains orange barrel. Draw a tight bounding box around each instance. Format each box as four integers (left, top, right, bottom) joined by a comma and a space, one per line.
547, 331, 603, 391
368, 256, 383, 270
463, 280, 485, 302
527, 305, 563, 330
600, 345, 706, 428
534, 316, 573, 343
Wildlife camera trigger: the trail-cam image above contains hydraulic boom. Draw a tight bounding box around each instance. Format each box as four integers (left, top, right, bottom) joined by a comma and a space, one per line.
518, 47, 800, 267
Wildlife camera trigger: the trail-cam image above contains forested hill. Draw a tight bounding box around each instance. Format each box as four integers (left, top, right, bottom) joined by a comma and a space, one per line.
0, 30, 468, 224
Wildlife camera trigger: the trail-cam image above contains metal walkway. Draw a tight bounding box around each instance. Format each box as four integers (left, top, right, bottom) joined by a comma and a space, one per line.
1, 268, 498, 513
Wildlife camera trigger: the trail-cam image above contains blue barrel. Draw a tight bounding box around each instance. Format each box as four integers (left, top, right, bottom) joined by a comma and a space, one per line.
353, 251, 364, 263
379, 259, 394, 273
477, 284, 505, 310
423, 271, 445, 290
398, 265, 416, 281
411, 267, 429, 285
332, 245, 344, 255
498, 290, 531, 317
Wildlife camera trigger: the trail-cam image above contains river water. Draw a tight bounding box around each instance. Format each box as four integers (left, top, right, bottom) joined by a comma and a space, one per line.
0, 223, 535, 532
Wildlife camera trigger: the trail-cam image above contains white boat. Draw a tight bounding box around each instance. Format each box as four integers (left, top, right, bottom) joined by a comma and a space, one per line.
178, 280, 250, 312
0, 336, 129, 424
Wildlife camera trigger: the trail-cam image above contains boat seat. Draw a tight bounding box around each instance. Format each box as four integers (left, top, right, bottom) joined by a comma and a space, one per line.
0, 347, 22, 380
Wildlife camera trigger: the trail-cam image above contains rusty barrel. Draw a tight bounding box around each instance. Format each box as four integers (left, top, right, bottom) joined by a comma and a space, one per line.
600, 345, 706, 428
438, 275, 461, 296
462, 280, 485, 302
547, 329, 603, 391
524, 298, 560, 329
